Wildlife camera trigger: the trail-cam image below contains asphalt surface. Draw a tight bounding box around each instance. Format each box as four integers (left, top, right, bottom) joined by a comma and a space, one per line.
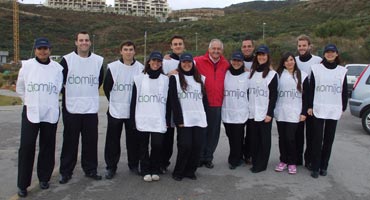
1, 95, 370, 200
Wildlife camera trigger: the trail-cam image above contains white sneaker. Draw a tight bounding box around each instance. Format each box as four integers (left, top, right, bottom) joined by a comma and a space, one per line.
143, 174, 152, 182
151, 174, 160, 181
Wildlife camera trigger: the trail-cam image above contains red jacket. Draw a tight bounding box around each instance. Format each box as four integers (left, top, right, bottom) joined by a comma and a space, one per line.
194, 52, 229, 107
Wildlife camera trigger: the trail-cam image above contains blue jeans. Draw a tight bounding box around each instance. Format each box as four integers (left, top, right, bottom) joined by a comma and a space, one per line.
200, 107, 221, 162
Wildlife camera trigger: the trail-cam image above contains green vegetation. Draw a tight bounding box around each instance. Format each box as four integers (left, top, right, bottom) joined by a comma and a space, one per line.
0, 0, 369, 66
0, 95, 22, 106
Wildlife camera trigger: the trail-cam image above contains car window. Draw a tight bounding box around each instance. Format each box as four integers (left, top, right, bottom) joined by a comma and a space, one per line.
366, 75, 370, 85
347, 66, 366, 76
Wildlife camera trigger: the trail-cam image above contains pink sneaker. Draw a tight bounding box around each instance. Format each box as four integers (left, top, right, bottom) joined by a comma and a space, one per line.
275, 162, 287, 172
288, 165, 297, 174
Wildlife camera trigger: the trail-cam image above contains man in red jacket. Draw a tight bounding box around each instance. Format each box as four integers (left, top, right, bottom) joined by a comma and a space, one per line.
194, 39, 230, 168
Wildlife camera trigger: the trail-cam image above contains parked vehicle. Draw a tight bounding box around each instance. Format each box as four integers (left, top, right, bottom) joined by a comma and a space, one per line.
345, 64, 367, 94
349, 64, 370, 134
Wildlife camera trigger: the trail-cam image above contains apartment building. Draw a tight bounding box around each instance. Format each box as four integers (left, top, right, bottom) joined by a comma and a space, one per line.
46, 0, 106, 12
114, 0, 169, 18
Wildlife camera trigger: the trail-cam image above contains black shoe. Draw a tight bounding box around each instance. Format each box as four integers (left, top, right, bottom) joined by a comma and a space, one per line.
59, 175, 72, 184
39, 181, 49, 190
198, 161, 204, 167
105, 169, 116, 179
311, 171, 319, 178
319, 169, 327, 176
250, 167, 264, 173
229, 164, 237, 170
172, 175, 183, 181
130, 167, 140, 176
17, 188, 27, 198
204, 161, 214, 169
85, 173, 102, 180
305, 163, 312, 171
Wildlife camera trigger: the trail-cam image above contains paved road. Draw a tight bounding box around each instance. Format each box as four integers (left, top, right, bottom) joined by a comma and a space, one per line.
1, 97, 370, 200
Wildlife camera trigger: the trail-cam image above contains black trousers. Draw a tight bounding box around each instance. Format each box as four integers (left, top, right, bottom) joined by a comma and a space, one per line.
173, 127, 205, 177
200, 106, 221, 162
296, 115, 314, 165
60, 109, 99, 176
243, 120, 251, 161
249, 119, 272, 171
18, 106, 57, 189
224, 123, 245, 166
311, 117, 338, 172
138, 131, 164, 175
276, 121, 299, 165
104, 113, 139, 171
160, 127, 175, 169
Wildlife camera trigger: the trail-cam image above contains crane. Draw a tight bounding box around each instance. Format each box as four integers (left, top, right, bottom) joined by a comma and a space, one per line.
13, 0, 19, 64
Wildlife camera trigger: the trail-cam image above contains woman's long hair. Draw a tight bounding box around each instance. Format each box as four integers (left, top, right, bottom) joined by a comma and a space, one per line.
177, 62, 206, 95
277, 52, 302, 93
249, 52, 271, 79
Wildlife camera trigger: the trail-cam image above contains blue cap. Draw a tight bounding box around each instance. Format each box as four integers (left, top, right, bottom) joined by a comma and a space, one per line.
34, 37, 51, 48
256, 45, 269, 54
149, 51, 163, 61
231, 51, 244, 61
323, 44, 338, 53
180, 53, 193, 62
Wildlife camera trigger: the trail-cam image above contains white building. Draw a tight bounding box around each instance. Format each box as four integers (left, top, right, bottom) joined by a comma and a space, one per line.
114, 0, 169, 18
46, 0, 106, 12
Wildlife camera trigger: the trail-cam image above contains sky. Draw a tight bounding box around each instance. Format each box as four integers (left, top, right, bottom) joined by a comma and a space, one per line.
21, 0, 252, 10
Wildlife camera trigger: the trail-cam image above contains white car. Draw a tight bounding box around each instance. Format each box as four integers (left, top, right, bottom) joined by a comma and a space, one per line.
345, 64, 367, 93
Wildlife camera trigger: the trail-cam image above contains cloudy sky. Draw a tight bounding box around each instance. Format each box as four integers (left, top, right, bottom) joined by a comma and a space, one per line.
21, 0, 251, 10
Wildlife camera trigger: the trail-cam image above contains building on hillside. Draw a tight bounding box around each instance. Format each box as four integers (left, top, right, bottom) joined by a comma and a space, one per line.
0, 51, 9, 64
169, 8, 224, 21
46, 0, 106, 12
114, 0, 170, 18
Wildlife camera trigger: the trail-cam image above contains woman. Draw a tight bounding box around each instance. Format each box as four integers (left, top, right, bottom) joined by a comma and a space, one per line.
274, 52, 309, 174
130, 51, 169, 182
248, 45, 278, 173
308, 44, 348, 178
221, 51, 249, 170
16, 38, 63, 197
169, 53, 208, 181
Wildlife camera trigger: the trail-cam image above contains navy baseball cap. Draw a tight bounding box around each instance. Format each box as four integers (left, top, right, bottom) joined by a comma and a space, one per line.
323, 44, 338, 53
256, 45, 270, 54
34, 37, 51, 48
231, 51, 244, 61
149, 51, 163, 61
180, 53, 193, 62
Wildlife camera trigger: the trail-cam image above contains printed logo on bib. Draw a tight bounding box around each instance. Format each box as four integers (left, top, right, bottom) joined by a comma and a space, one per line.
278, 89, 301, 100
224, 89, 247, 99
249, 87, 268, 97
316, 83, 342, 94
178, 89, 203, 101
138, 94, 166, 104
27, 82, 59, 95
113, 82, 132, 91
67, 74, 99, 86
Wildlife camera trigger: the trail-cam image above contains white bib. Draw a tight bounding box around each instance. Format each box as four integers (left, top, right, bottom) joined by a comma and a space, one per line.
295, 55, 322, 82
134, 73, 169, 133
274, 69, 308, 123
311, 64, 347, 120
108, 60, 144, 119
17, 58, 63, 123
175, 74, 207, 127
163, 58, 179, 75
222, 71, 249, 123
248, 70, 276, 121
64, 52, 103, 114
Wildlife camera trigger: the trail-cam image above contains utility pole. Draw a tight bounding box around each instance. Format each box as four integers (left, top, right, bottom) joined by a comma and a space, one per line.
195, 32, 198, 53
13, 0, 19, 63
262, 22, 266, 42
144, 31, 147, 63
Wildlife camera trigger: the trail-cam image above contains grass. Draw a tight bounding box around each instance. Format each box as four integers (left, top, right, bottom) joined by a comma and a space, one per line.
0, 95, 22, 106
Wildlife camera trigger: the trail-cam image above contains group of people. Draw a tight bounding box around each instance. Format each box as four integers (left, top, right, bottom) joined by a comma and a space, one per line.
15, 32, 348, 198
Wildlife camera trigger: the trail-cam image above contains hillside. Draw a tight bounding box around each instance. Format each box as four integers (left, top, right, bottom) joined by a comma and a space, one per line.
0, 0, 369, 65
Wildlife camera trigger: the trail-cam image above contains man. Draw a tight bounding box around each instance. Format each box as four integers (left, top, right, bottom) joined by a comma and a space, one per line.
295, 34, 322, 169
59, 31, 104, 184
103, 41, 144, 179
195, 39, 229, 168
241, 36, 255, 70
160, 35, 186, 173
240, 36, 255, 164
16, 38, 63, 197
